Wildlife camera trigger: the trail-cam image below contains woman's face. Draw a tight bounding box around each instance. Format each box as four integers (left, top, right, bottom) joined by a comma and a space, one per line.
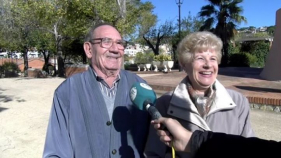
186, 50, 218, 91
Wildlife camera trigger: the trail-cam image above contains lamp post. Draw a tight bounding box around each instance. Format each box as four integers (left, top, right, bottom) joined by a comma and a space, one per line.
175, 0, 183, 71
175, 0, 183, 39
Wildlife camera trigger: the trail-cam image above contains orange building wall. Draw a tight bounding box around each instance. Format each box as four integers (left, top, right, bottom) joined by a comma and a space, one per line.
0, 58, 45, 72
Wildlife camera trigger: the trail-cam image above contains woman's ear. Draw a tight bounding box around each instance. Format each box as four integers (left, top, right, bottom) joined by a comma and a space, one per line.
83, 42, 92, 58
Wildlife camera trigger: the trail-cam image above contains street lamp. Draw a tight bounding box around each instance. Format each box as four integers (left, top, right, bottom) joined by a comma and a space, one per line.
175, 0, 183, 39
175, 0, 183, 71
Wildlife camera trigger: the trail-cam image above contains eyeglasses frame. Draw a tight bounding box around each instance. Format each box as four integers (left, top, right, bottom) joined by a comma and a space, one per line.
89, 37, 127, 50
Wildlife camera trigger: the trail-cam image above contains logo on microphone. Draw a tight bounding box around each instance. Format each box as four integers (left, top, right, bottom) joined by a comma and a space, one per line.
130, 87, 137, 101
140, 83, 152, 90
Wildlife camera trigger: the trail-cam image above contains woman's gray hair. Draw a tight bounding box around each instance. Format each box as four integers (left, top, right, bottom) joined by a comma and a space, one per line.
177, 31, 223, 70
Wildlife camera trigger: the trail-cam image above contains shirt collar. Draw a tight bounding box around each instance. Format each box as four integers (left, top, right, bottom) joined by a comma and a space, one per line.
91, 66, 120, 83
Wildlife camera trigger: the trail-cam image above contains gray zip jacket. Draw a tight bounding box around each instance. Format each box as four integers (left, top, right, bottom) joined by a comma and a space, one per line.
43, 67, 150, 158
145, 77, 255, 158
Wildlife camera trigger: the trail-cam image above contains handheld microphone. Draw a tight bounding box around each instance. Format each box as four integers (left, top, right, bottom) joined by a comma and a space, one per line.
130, 82, 174, 154
129, 82, 162, 120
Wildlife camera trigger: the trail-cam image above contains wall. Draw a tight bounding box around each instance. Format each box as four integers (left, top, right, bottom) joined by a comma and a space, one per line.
0, 58, 46, 72
260, 8, 281, 80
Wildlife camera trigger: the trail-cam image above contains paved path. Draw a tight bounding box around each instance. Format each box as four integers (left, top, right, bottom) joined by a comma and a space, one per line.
250, 109, 281, 141
136, 67, 281, 101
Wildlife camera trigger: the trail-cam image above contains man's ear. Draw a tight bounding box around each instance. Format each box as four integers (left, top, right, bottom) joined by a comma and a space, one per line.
84, 42, 92, 58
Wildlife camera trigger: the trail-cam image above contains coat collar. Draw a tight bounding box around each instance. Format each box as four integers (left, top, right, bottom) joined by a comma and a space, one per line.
167, 76, 236, 130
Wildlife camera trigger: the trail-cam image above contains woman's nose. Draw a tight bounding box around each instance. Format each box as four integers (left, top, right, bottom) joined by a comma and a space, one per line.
203, 60, 210, 68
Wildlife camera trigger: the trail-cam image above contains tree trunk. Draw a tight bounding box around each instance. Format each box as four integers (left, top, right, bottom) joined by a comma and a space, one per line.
143, 35, 158, 55
220, 42, 229, 67
42, 51, 50, 74
23, 49, 29, 77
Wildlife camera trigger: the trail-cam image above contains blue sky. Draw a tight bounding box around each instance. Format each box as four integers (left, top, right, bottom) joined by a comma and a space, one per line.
141, 0, 281, 28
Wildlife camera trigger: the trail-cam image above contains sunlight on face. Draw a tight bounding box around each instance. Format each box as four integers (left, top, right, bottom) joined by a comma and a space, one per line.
91, 25, 124, 76
186, 50, 218, 91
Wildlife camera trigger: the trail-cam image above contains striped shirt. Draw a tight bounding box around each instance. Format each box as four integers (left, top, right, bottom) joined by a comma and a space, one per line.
92, 70, 120, 98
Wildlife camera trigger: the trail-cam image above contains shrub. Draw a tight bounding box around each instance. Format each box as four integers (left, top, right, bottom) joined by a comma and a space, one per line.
124, 63, 138, 71
145, 52, 155, 63
1, 62, 20, 77
240, 41, 270, 67
245, 53, 258, 67
124, 63, 130, 70
2, 62, 20, 72
134, 52, 155, 64
134, 52, 146, 64
228, 42, 241, 56
251, 41, 269, 67
228, 53, 250, 67
154, 54, 172, 62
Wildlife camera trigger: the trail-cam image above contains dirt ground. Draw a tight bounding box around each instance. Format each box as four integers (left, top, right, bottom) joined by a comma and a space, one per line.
0, 78, 65, 158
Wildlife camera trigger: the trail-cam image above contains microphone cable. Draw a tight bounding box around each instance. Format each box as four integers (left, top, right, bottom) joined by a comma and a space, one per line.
171, 142, 175, 158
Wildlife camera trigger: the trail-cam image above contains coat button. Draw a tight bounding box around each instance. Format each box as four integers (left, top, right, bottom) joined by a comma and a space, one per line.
106, 121, 112, 126
112, 149, 117, 155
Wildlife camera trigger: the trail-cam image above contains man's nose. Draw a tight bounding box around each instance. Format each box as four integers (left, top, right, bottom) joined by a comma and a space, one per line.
109, 42, 119, 52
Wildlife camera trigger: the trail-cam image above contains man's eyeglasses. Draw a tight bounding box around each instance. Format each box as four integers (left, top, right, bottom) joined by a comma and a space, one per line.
89, 37, 127, 50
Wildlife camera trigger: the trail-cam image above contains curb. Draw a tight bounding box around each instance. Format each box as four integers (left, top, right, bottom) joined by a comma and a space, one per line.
247, 97, 281, 106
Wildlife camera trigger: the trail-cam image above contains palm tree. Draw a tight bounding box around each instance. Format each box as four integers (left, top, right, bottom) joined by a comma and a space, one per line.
198, 0, 247, 66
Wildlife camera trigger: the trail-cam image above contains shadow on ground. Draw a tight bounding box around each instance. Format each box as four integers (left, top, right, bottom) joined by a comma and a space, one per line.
218, 67, 264, 80
0, 88, 13, 103
0, 95, 13, 103
0, 107, 8, 113
235, 86, 281, 93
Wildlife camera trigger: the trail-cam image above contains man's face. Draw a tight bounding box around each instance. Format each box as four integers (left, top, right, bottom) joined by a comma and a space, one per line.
84, 25, 124, 76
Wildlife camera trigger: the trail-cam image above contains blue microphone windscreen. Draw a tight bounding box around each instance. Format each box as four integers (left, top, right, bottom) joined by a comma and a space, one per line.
130, 82, 156, 110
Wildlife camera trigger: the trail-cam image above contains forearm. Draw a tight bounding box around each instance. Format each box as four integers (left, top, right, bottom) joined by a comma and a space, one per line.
190, 130, 281, 158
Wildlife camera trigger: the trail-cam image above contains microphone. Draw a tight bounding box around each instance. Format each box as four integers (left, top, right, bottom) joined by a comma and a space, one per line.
130, 82, 162, 120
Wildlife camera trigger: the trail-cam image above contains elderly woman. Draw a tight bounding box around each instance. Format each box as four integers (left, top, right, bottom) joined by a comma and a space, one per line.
144, 31, 255, 158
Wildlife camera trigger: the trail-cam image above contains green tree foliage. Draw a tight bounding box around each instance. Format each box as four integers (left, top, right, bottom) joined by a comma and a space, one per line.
241, 41, 270, 67
134, 52, 154, 64
171, 13, 204, 62
0, 0, 156, 76
0, 0, 41, 76
228, 42, 241, 55
134, 52, 146, 64
267, 26, 275, 35
230, 41, 269, 67
141, 21, 174, 55
198, 0, 247, 66
181, 12, 205, 35
228, 53, 250, 67
154, 53, 172, 62
134, 2, 157, 39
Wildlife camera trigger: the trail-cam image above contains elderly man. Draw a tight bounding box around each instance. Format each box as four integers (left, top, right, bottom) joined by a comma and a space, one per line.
43, 23, 150, 158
